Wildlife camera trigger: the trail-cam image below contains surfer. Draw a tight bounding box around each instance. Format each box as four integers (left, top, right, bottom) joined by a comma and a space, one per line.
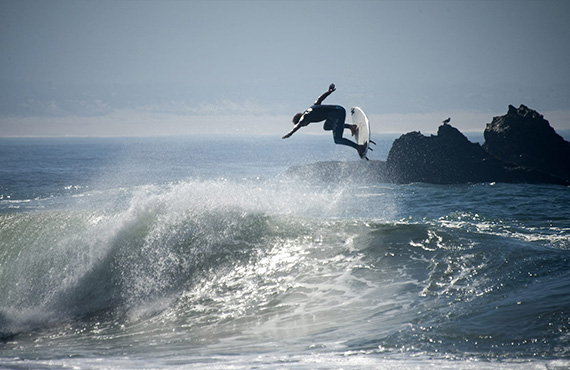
282, 83, 367, 157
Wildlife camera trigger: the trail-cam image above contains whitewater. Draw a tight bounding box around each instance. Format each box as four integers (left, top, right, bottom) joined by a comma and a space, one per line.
1, 135, 569, 369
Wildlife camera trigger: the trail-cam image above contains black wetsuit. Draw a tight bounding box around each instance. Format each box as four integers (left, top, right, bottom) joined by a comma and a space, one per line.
300, 105, 358, 149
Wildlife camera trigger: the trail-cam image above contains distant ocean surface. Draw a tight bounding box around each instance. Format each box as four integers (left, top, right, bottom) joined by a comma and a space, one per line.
1, 134, 569, 369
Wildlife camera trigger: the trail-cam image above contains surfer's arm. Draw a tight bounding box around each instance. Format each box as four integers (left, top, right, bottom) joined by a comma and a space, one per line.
282, 122, 304, 139
313, 83, 336, 105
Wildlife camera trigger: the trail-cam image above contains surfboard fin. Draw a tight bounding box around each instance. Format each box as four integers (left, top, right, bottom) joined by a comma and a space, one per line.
370, 139, 377, 145
368, 147, 373, 152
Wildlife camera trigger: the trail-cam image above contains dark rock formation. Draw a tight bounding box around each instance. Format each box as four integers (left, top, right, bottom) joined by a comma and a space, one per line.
483, 104, 570, 182
386, 123, 496, 184
386, 122, 568, 185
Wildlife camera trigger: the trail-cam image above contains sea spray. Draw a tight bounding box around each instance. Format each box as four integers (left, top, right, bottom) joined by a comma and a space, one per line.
0, 177, 382, 335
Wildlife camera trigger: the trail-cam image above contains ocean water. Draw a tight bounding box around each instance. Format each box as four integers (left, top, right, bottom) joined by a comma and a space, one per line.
0, 134, 569, 370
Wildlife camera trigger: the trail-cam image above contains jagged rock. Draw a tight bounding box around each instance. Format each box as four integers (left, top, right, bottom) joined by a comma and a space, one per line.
386, 123, 493, 184
483, 104, 570, 181
386, 122, 568, 185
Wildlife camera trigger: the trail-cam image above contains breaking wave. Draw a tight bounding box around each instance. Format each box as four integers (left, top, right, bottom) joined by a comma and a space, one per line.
1, 178, 569, 365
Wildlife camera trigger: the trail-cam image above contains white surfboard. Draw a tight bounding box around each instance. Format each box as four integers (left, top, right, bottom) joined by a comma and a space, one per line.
351, 106, 374, 159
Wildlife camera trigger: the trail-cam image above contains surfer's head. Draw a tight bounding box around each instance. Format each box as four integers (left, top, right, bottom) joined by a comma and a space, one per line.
292, 113, 303, 124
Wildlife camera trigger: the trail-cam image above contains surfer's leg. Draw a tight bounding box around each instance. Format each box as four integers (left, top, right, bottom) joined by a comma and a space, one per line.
333, 135, 359, 148
334, 129, 367, 157
329, 108, 359, 149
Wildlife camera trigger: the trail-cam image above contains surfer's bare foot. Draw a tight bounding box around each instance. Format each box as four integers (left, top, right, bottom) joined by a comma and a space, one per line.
349, 124, 358, 137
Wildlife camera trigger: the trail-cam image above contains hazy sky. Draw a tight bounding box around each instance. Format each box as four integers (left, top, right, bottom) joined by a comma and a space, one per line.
1, 0, 569, 137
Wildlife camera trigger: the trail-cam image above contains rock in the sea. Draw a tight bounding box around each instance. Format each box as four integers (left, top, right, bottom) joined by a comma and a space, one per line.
386, 122, 568, 185
483, 104, 570, 182
386, 123, 491, 184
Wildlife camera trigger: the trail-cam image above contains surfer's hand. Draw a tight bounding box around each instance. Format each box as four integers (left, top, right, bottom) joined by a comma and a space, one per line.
329, 83, 336, 92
